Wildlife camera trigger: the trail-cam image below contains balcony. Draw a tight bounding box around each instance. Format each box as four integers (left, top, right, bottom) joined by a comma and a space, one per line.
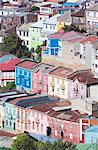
60, 83, 65, 90
50, 81, 55, 87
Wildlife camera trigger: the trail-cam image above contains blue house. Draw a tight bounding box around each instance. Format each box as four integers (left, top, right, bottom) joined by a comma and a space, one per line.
15, 60, 37, 93
84, 125, 98, 144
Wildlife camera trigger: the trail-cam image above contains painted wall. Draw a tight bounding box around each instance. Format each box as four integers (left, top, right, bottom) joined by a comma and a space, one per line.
48, 75, 69, 99
32, 71, 48, 94
15, 67, 32, 93
27, 109, 48, 136
0, 104, 4, 128
68, 79, 86, 99
29, 26, 43, 50
4, 102, 16, 131
16, 107, 28, 133
48, 116, 80, 143
0, 71, 15, 87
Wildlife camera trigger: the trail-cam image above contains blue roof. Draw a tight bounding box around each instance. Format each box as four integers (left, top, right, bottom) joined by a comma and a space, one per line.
63, 2, 79, 7
29, 133, 57, 143
84, 125, 98, 133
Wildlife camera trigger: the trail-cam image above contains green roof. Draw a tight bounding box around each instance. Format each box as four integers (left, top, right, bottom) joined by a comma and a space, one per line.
0, 54, 16, 63
77, 144, 98, 150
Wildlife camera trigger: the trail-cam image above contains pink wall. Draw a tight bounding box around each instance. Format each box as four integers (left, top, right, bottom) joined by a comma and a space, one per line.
68, 79, 86, 99
32, 71, 48, 94
48, 116, 80, 143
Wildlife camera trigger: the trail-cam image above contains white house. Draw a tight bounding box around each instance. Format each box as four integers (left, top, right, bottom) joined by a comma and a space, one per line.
16, 23, 32, 49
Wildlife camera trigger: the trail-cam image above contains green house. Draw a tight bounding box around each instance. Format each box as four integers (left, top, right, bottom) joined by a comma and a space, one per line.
29, 20, 43, 51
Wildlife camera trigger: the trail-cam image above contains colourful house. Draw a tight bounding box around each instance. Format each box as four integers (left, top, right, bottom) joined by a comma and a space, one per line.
41, 14, 61, 41
68, 69, 98, 99
84, 125, 98, 144
0, 55, 20, 87
15, 60, 37, 93
57, 11, 72, 31
29, 20, 43, 50
48, 66, 73, 99
31, 63, 54, 94
42, 30, 85, 68
4, 102, 16, 131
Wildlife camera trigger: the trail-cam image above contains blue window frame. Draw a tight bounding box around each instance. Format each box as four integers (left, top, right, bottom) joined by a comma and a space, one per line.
51, 49, 54, 55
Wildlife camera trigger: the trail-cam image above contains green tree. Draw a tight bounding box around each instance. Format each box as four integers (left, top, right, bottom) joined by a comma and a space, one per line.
51, 140, 77, 150
12, 133, 36, 150
35, 46, 42, 62
63, 24, 86, 33
1, 33, 31, 58
36, 141, 52, 150
30, 6, 39, 12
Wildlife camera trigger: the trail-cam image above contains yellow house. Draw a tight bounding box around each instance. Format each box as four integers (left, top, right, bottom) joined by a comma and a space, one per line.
48, 67, 73, 99
57, 11, 72, 31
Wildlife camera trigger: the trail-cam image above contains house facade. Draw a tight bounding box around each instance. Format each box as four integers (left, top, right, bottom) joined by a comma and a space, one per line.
4, 102, 16, 131
41, 14, 61, 41
71, 9, 86, 30
68, 69, 98, 99
86, 4, 98, 34
29, 20, 43, 50
0, 57, 20, 87
16, 23, 32, 49
31, 63, 54, 94
42, 30, 85, 69
48, 67, 72, 99
15, 60, 37, 93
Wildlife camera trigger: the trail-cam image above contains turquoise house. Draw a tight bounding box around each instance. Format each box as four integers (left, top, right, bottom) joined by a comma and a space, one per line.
84, 125, 98, 144
4, 102, 16, 130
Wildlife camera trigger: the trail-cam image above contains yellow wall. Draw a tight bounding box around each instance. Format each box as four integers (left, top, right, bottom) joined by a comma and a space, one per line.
48, 75, 69, 99
57, 22, 65, 31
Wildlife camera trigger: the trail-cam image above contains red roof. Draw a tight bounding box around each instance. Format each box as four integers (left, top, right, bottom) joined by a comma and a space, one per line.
48, 31, 85, 42
80, 36, 98, 44
0, 58, 20, 71
16, 60, 38, 69
68, 69, 98, 85
0, 130, 16, 137
49, 66, 73, 78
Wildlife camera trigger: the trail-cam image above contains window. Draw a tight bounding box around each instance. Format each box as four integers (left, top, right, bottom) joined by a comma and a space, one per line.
70, 133, 73, 140
41, 124, 43, 132
55, 130, 58, 136
32, 121, 35, 129
6, 120, 8, 126
57, 79, 59, 84
52, 87, 54, 92
27, 32, 28, 36
46, 25, 47, 28
32, 38, 35, 41
23, 32, 25, 36
50, 25, 52, 29
10, 121, 12, 126
27, 41, 29, 45
20, 31, 21, 36
94, 12, 96, 17
57, 88, 59, 92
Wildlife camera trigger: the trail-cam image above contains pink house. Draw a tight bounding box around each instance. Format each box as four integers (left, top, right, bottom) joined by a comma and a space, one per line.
68, 69, 98, 99
32, 63, 54, 94
68, 78, 86, 99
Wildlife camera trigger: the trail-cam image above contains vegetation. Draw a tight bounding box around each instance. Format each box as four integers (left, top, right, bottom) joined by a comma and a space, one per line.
0, 82, 16, 92
0, 33, 31, 58
12, 133, 77, 150
12, 133, 36, 150
30, 6, 39, 12
63, 24, 86, 33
